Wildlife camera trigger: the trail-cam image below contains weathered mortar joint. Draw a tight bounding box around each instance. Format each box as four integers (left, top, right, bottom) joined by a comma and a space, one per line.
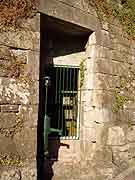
0, 105, 19, 113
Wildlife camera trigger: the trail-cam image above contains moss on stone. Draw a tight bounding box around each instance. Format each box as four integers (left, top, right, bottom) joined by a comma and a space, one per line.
91, 0, 135, 39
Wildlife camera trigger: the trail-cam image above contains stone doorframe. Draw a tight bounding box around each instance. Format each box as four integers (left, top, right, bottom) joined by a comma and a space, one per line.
80, 30, 111, 161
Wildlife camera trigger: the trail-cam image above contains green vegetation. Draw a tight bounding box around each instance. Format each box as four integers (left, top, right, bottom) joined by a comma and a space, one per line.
112, 90, 129, 113
80, 60, 87, 88
91, 0, 135, 39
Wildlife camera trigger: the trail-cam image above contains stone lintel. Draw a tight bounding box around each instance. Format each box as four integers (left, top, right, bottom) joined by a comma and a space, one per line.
39, 0, 100, 32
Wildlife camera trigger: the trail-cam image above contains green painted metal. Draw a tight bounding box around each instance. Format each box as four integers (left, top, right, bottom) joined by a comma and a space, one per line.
44, 76, 62, 158
52, 66, 79, 138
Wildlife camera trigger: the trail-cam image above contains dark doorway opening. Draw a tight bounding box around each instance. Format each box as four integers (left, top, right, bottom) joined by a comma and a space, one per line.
37, 14, 92, 180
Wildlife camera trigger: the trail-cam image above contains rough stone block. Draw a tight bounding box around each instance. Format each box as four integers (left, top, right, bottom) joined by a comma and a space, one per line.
86, 44, 112, 60
20, 105, 38, 127
0, 169, 21, 180
50, 161, 74, 180
112, 43, 132, 56
20, 13, 40, 32
0, 63, 11, 77
94, 59, 127, 76
95, 123, 108, 146
0, 163, 37, 180
114, 167, 135, 180
109, 24, 123, 37
112, 49, 133, 64
13, 128, 37, 159
96, 30, 112, 49
85, 73, 119, 90
0, 135, 16, 154
26, 50, 40, 80
0, 77, 39, 105
112, 143, 135, 168
111, 35, 132, 50
107, 126, 126, 146
0, 46, 14, 77
128, 143, 135, 161
0, 113, 17, 129
83, 108, 116, 125
82, 127, 96, 142
21, 164, 37, 180
11, 49, 28, 64
127, 127, 135, 142
80, 140, 96, 161
94, 73, 120, 90
112, 149, 129, 170
55, 0, 97, 17
87, 30, 112, 48
0, 30, 40, 51
0, 46, 12, 59
90, 90, 114, 108
93, 146, 113, 164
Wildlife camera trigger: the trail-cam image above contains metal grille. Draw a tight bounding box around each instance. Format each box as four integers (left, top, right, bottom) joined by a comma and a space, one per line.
47, 65, 80, 139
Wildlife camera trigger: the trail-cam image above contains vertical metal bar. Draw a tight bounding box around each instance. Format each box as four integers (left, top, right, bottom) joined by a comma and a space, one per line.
77, 69, 80, 138
73, 67, 76, 137
62, 67, 65, 135
57, 67, 60, 133
55, 67, 59, 129
69, 68, 73, 137
65, 67, 68, 137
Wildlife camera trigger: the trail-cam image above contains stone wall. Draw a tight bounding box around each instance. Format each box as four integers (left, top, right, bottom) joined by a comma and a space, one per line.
0, 13, 40, 180
79, 16, 135, 180
0, 0, 135, 180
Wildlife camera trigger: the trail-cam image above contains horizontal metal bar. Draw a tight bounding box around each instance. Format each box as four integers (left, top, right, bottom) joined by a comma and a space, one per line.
61, 90, 78, 94
54, 64, 79, 69
49, 136, 79, 140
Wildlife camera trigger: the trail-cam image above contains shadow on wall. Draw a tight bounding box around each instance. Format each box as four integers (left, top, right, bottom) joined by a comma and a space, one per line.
37, 13, 91, 180
44, 140, 70, 180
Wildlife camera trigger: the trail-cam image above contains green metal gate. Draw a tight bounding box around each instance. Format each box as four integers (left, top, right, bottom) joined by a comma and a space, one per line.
45, 65, 80, 139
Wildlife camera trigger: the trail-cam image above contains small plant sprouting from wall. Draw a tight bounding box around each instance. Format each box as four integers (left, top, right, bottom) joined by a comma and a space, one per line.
80, 59, 87, 88
115, 63, 135, 109
112, 89, 129, 113
112, 61, 135, 128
